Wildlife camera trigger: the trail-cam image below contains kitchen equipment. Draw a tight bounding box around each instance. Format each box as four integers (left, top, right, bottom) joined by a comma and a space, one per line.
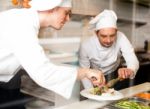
91, 76, 123, 88
106, 78, 123, 88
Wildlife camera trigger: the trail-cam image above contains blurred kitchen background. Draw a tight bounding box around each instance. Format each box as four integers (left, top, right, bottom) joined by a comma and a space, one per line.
1, 0, 150, 57
0, 0, 150, 108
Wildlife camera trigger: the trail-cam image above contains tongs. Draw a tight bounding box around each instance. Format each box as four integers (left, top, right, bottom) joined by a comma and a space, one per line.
91, 76, 123, 88
106, 77, 123, 88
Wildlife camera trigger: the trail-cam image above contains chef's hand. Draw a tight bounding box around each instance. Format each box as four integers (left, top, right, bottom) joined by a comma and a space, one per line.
118, 68, 134, 79
77, 68, 105, 87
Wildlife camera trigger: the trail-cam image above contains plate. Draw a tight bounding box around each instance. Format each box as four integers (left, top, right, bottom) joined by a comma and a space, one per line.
80, 89, 124, 101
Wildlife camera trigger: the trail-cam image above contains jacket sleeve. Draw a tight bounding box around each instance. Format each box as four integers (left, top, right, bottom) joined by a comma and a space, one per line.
5, 21, 77, 99
119, 32, 139, 78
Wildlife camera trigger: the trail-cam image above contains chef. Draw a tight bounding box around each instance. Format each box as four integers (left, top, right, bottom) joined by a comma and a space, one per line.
0, 0, 105, 106
79, 9, 139, 90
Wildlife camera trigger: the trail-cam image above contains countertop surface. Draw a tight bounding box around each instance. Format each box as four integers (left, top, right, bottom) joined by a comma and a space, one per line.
54, 82, 150, 109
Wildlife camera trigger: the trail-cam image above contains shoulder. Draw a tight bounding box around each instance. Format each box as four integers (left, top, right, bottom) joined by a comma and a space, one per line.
0, 9, 35, 22
117, 31, 126, 38
116, 31, 133, 49
117, 31, 129, 42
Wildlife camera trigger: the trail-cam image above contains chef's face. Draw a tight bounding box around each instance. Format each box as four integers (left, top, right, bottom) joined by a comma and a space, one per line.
46, 7, 71, 30
96, 28, 117, 48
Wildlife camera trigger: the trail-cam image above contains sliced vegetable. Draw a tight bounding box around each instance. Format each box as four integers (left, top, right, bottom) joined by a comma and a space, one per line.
90, 86, 114, 96
135, 93, 150, 100
115, 100, 150, 109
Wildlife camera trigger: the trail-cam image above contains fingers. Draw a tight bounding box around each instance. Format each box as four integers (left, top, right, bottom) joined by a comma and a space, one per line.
118, 68, 134, 79
94, 76, 106, 88
90, 71, 106, 87
78, 68, 106, 87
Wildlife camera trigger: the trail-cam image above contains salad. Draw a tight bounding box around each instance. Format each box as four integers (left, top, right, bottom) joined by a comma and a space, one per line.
90, 86, 115, 96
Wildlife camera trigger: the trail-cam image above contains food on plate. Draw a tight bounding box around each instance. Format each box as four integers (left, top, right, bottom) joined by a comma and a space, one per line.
115, 100, 150, 109
134, 93, 150, 100
90, 86, 115, 96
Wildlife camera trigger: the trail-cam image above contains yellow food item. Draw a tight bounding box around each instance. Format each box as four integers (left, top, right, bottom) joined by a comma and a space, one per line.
12, 0, 18, 5
11, 0, 31, 8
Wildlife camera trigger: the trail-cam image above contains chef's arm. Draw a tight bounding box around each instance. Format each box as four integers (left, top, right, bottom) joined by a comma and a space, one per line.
120, 34, 139, 79
6, 25, 79, 99
8, 26, 105, 99
120, 52, 139, 79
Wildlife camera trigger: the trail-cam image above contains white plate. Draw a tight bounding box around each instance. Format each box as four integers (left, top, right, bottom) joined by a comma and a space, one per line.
80, 89, 124, 101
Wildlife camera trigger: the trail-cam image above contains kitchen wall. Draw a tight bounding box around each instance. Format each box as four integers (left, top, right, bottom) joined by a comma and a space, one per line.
71, 0, 150, 49
39, 0, 150, 49
112, 0, 150, 49
0, 0, 15, 10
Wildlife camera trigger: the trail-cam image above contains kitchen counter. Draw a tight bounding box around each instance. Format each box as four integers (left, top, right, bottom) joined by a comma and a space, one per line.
54, 82, 150, 109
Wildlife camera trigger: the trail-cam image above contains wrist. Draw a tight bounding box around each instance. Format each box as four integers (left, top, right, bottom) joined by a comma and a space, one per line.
130, 70, 135, 79
77, 68, 89, 80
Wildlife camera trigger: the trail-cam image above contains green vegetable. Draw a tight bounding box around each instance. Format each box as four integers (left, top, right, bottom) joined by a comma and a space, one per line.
90, 87, 102, 95
90, 86, 109, 95
115, 100, 150, 109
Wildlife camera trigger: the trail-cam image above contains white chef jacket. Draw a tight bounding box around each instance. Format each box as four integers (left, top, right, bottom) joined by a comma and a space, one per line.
79, 31, 139, 89
0, 9, 77, 99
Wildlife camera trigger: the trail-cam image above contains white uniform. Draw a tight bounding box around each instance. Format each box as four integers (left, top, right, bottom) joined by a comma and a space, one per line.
79, 31, 139, 89
0, 9, 77, 99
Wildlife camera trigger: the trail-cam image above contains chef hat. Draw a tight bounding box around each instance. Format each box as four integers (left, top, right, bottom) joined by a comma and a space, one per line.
89, 9, 117, 31
29, 0, 72, 11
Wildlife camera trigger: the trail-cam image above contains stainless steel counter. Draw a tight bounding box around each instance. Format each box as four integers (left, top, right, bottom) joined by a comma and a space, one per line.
54, 82, 150, 109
